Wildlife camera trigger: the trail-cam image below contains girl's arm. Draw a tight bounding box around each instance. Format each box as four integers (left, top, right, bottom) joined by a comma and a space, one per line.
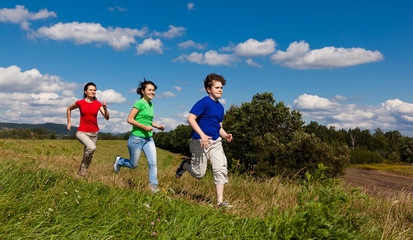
152, 122, 165, 131
219, 122, 232, 143
66, 102, 78, 131
99, 101, 110, 120
127, 107, 153, 132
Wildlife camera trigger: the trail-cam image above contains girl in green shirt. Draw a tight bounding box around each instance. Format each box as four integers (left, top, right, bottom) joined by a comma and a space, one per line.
114, 79, 164, 192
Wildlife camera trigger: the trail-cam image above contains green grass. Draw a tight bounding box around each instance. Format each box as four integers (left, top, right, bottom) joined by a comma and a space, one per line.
0, 139, 412, 239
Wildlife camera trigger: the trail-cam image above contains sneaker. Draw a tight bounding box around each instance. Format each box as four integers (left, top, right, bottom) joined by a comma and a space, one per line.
151, 188, 160, 194
217, 200, 233, 209
78, 164, 88, 177
175, 158, 190, 178
114, 156, 120, 173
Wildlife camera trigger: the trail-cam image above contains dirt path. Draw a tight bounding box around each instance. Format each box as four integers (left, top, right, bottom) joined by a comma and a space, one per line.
342, 168, 413, 198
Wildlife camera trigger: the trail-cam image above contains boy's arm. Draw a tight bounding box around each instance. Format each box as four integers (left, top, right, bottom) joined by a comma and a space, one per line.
188, 113, 212, 149
219, 122, 232, 143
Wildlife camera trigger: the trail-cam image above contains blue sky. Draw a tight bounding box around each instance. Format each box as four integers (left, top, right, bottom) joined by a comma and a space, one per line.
1, 1, 413, 135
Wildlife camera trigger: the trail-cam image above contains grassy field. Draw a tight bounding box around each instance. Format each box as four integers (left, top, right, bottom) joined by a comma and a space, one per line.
0, 139, 412, 239
354, 162, 413, 177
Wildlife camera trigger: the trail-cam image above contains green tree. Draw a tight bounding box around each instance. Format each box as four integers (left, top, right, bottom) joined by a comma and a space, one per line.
223, 92, 305, 174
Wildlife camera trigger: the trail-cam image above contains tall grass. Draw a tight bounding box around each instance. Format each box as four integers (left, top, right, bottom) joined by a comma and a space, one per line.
1, 139, 412, 239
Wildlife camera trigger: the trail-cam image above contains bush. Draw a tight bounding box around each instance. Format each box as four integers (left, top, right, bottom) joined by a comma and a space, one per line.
350, 149, 384, 164
253, 132, 350, 178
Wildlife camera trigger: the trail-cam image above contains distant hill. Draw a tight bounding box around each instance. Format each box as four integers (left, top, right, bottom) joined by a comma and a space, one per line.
0, 122, 76, 136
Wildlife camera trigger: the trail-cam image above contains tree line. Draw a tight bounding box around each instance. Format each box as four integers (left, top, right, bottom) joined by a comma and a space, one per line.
0, 128, 131, 140
154, 92, 413, 179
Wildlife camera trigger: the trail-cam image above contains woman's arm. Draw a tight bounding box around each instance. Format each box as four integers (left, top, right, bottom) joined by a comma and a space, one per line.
99, 101, 110, 120
66, 102, 78, 131
127, 107, 153, 132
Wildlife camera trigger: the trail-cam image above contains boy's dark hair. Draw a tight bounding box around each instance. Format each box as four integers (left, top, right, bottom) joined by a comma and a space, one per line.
83, 82, 97, 100
204, 73, 226, 91
137, 78, 158, 98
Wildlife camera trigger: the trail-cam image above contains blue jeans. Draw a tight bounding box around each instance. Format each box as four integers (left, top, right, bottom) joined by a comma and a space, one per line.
117, 135, 158, 187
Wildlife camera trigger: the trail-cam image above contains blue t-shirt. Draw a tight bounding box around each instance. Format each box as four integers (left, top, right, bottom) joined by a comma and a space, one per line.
190, 96, 224, 140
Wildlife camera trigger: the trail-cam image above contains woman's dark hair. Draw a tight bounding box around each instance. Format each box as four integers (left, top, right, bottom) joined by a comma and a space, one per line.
83, 82, 97, 100
137, 78, 158, 98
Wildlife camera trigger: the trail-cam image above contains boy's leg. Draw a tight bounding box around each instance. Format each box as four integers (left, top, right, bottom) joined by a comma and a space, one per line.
208, 138, 229, 204
142, 137, 158, 189
186, 139, 208, 179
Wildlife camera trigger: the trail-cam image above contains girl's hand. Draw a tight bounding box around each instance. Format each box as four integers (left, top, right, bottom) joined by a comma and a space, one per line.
67, 123, 72, 131
157, 125, 165, 131
143, 125, 154, 132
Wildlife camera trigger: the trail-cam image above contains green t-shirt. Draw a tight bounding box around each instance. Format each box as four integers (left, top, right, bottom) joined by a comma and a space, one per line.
130, 98, 154, 137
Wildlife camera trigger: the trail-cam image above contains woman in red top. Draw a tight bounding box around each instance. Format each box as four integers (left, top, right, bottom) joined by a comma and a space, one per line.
67, 82, 110, 176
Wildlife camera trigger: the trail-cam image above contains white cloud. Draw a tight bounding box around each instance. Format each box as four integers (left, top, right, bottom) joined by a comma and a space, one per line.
32, 22, 146, 50
136, 38, 163, 55
381, 99, 413, 114
155, 91, 176, 98
294, 94, 339, 110
246, 58, 263, 67
271, 41, 384, 69
174, 50, 237, 66
96, 89, 127, 104
154, 117, 185, 131
187, 3, 195, 10
220, 42, 236, 52
153, 25, 186, 39
173, 86, 182, 92
108, 6, 127, 12
332, 95, 349, 101
293, 93, 413, 136
178, 40, 207, 50
234, 38, 276, 57
219, 98, 226, 104
0, 5, 56, 30
0, 65, 77, 93
176, 111, 190, 121
0, 64, 133, 134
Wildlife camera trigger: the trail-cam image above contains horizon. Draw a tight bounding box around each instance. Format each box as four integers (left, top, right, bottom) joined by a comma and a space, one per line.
1, 1, 413, 135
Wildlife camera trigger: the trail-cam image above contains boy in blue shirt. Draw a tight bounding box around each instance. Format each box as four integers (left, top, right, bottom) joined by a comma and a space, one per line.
175, 73, 233, 208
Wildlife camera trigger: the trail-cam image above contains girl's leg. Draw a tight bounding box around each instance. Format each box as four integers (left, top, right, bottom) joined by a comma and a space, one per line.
117, 135, 144, 169
142, 137, 158, 188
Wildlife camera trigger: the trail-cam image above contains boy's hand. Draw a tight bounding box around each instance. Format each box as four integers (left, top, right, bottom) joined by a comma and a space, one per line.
226, 133, 233, 143
200, 134, 212, 149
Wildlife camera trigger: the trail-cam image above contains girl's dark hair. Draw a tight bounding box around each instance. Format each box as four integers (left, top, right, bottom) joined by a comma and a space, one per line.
137, 78, 158, 98
83, 82, 97, 100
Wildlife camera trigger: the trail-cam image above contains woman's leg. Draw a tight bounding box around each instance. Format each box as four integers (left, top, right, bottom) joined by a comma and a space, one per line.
142, 137, 158, 188
76, 131, 98, 175
76, 131, 98, 167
